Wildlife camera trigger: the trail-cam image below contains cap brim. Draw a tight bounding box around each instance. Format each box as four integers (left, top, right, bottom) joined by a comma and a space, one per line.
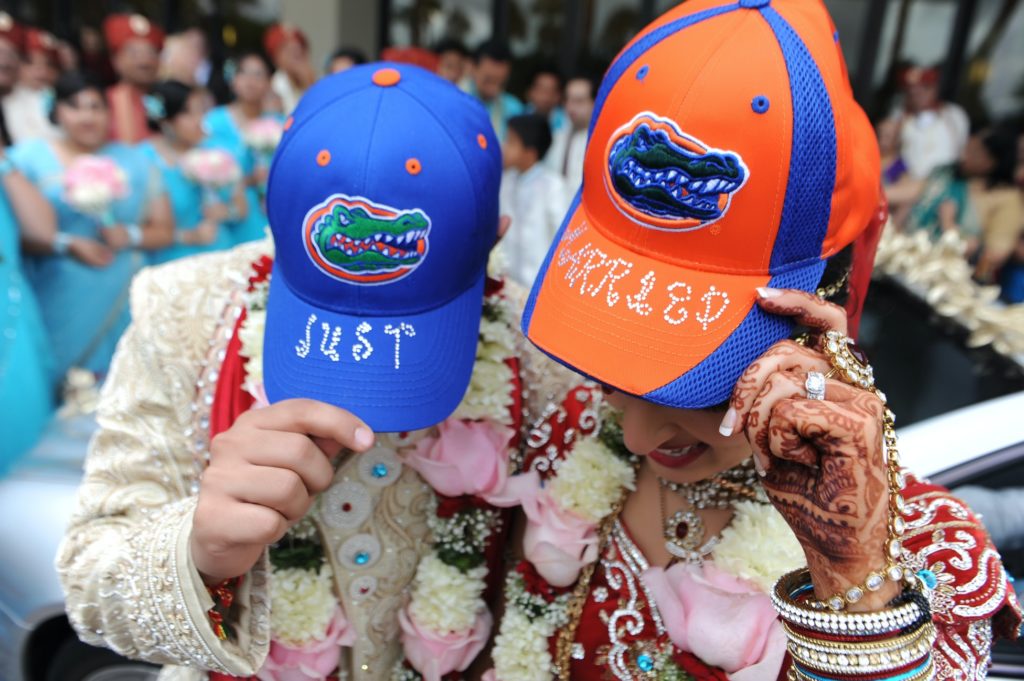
263, 263, 484, 432
523, 195, 826, 409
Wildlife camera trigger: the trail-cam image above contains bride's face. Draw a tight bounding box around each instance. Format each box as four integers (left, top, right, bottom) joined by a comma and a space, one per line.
605, 389, 751, 484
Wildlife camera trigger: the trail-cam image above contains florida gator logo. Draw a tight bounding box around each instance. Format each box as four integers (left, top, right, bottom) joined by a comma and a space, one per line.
304, 194, 430, 285
605, 113, 749, 231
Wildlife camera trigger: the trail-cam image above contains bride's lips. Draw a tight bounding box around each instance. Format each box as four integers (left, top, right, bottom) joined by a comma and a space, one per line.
647, 442, 709, 469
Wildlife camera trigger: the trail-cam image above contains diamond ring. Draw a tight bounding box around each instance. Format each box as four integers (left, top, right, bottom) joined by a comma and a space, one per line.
805, 371, 826, 400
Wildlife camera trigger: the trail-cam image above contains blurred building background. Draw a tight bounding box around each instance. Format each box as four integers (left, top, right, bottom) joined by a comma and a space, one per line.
1, 0, 1021, 125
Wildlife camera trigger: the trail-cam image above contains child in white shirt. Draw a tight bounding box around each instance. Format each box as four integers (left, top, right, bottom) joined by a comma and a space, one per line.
499, 113, 570, 286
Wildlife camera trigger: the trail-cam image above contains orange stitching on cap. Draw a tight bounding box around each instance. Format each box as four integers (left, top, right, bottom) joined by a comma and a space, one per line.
372, 68, 401, 87
317, 149, 331, 166
284, 116, 294, 131
405, 158, 422, 175
477, 133, 488, 150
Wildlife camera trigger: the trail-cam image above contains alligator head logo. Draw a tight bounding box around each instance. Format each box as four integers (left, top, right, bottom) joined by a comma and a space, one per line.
605, 113, 749, 231
303, 194, 430, 284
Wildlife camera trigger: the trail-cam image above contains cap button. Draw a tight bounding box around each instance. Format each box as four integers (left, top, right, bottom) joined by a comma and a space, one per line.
372, 68, 401, 87
739, 0, 770, 7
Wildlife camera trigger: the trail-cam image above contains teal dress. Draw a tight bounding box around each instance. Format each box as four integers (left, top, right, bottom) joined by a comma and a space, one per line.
10, 139, 160, 381
0, 186, 54, 470
140, 140, 234, 265
204, 105, 278, 244
905, 166, 979, 242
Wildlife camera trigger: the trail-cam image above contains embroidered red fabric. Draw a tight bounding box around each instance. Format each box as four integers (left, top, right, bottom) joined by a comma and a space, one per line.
519, 386, 1023, 681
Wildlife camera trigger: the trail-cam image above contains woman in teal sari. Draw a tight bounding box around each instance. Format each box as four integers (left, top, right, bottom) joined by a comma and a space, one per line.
140, 80, 245, 265
0, 149, 57, 470
11, 72, 173, 384
205, 51, 282, 245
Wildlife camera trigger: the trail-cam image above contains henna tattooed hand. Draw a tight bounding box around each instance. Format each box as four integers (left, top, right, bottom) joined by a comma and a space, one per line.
725, 288, 896, 610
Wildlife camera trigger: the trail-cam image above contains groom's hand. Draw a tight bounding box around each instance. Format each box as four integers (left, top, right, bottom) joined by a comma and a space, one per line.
190, 398, 375, 584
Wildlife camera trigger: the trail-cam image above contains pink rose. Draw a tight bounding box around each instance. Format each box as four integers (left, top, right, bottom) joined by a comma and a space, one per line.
256, 605, 356, 681
501, 471, 598, 587
642, 563, 786, 680
399, 607, 492, 681
403, 419, 512, 500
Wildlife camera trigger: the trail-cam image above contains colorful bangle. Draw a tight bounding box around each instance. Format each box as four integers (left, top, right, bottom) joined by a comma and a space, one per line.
791, 655, 933, 681
784, 622, 935, 676
773, 568, 929, 636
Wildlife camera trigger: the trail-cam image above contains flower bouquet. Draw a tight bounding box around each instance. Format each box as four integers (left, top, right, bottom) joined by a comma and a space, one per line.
243, 117, 284, 169
63, 155, 128, 227
181, 147, 242, 208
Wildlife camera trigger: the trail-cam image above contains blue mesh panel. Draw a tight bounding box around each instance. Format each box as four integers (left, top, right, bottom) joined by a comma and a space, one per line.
642, 261, 826, 408
589, 3, 741, 138
760, 6, 837, 272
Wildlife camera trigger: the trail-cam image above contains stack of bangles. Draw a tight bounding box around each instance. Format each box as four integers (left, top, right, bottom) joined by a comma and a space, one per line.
773, 568, 935, 681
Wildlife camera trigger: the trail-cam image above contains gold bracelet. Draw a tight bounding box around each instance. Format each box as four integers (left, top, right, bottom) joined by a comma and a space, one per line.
785, 622, 936, 676
790, 655, 934, 681
783, 619, 934, 653
800, 334, 916, 610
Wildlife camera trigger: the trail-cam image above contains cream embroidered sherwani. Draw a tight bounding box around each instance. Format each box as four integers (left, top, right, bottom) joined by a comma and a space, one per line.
55, 242, 573, 680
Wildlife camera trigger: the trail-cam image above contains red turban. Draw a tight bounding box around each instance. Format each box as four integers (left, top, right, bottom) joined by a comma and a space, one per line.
103, 14, 165, 54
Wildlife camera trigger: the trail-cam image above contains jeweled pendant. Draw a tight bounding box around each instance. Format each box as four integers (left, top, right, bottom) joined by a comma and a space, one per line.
664, 509, 705, 552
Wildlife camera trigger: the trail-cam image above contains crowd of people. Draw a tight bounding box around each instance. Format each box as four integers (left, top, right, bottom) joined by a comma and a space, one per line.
0, 11, 599, 467
881, 64, 1024, 302
3, 9, 1023, 466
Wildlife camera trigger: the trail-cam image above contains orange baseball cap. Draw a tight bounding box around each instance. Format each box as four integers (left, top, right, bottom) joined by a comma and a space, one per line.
523, 0, 879, 408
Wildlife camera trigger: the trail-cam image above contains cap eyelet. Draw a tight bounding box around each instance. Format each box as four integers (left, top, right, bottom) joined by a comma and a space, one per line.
751, 95, 770, 114
636, 64, 650, 81
317, 149, 331, 166
372, 67, 401, 87
405, 158, 422, 175
477, 133, 488, 150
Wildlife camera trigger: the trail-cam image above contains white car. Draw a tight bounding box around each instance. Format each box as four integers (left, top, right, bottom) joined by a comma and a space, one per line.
0, 415, 158, 681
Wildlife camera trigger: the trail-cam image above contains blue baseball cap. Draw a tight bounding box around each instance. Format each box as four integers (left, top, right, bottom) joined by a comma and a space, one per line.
263, 63, 502, 432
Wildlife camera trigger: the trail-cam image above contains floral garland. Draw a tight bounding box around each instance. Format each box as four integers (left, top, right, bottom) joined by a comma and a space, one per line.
489, 410, 637, 681
487, 406, 805, 681
873, 227, 1024, 363
236, 258, 519, 681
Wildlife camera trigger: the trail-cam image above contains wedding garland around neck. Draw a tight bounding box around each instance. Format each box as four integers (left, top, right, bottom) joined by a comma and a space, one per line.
236, 257, 805, 681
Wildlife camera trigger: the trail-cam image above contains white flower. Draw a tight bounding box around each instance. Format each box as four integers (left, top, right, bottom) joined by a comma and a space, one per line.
269, 564, 338, 646
408, 555, 487, 634
549, 439, 635, 523
452, 357, 515, 423
492, 607, 555, 681
712, 500, 806, 592
479, 315, 516, 358
237, 307, 266, 393
487, 245, 509, 280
